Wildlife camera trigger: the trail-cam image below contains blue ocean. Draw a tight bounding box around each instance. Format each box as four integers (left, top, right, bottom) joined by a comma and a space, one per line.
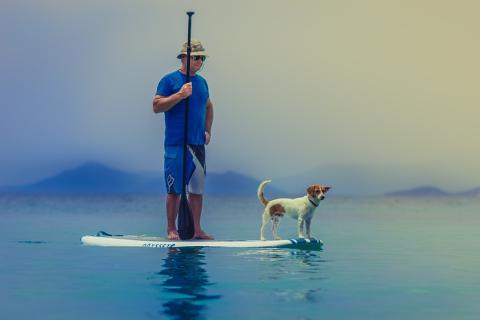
1, 194, 479, 319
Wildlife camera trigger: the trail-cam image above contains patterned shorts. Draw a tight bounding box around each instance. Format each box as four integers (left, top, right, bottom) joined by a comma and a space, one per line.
164, 145, 206, 195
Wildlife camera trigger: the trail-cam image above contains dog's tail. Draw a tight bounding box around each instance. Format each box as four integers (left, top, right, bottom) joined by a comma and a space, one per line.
257, 179, 272, 206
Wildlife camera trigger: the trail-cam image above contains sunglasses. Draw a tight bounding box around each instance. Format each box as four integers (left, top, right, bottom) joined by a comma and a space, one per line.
190, 55, 206, 61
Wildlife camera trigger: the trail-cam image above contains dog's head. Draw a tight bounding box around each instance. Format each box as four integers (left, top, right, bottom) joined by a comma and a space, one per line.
307, 184, 331, 201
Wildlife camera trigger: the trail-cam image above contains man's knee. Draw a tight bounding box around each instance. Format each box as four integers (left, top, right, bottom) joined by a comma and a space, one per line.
188, 193, 203, 208
188, 193, 202, 198
166, 193, 181, 203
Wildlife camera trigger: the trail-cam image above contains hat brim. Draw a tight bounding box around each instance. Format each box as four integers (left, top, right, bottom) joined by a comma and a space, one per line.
177, 51, 209, 59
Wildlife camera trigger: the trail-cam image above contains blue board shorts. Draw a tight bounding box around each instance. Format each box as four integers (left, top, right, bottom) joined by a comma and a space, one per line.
164, 145, 206, 195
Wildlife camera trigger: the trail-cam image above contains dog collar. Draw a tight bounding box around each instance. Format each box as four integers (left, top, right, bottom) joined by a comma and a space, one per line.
308, 198, 319, 207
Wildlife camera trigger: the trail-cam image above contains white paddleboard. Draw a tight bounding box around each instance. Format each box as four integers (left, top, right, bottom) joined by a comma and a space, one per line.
81, 231, 323, 250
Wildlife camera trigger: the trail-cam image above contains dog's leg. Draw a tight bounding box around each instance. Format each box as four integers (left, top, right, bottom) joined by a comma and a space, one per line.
272, 216, 281, 240
297, 218, 305, 238
305, 217, 312, 239
260, 211, 270, 241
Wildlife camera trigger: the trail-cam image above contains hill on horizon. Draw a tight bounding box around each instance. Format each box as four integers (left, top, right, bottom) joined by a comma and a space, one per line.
385, 186, 450, 197
0, 162, 478, 197
385, 185, 480, 197
0, 162, 280, 196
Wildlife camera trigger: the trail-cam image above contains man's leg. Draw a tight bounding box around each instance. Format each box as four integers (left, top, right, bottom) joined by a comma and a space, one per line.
186, 145, 213, 239
166, 193, 181, 240
189, 193, 213, 239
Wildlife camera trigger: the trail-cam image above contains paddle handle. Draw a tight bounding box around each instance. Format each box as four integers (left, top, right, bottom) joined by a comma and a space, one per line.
185, 11, 194, 83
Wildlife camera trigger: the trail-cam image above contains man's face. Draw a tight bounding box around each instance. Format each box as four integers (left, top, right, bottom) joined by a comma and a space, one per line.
181, 55, 206, 73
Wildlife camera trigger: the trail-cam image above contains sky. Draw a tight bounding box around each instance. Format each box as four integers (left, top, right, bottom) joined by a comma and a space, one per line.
1, 0, 479, 194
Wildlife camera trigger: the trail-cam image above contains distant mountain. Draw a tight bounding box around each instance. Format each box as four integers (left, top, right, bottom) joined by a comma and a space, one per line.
0, 162, 278, 195
1, 162, 162, 194
1, 162, 478, 197
206, 171, 258, 195
385, 186, 451, 197
456, 187, 480, 197
385, 185, 480, 197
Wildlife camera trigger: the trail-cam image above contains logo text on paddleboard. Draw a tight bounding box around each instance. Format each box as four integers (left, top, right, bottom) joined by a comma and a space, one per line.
142, 243, 175, 248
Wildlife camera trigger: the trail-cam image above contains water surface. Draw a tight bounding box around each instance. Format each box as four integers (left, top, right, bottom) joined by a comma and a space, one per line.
0, 194, 479, 319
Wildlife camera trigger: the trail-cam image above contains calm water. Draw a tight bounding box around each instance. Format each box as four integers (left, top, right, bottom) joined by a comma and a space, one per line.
0, 194, 479, 319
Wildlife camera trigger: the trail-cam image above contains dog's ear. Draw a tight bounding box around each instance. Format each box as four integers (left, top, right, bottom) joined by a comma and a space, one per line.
323, 186, 331, 193
307, 185, 315, 196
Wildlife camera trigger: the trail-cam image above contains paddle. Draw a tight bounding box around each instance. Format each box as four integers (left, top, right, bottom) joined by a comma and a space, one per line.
177, 11, 195, 240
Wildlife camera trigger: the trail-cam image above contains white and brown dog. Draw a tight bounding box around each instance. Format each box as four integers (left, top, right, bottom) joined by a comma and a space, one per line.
257, 180, 331, 240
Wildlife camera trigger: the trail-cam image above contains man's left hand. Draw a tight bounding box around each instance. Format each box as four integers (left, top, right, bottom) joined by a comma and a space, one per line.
205, 131, 211, 145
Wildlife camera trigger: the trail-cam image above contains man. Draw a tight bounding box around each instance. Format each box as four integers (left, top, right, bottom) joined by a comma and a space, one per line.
153, 39, 214, 240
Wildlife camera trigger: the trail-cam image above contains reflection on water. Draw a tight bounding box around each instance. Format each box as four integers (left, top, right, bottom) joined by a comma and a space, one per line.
238, 249, 328, 303
151, 247, 326, 318
156, 248, 221, 320
274, 287, 323, 304
237, 248, 327, 270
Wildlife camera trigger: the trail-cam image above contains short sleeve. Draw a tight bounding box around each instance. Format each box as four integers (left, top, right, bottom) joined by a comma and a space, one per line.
156, 76, 173, 97
204, 78, 210, 98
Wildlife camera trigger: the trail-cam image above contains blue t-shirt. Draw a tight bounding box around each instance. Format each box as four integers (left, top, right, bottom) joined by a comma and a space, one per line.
156, 70, 209, 145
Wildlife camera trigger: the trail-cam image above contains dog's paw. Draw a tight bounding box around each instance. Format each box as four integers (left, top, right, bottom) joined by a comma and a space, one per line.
260, 237, 267, 241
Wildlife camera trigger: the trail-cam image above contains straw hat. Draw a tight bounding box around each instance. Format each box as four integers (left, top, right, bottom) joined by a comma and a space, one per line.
176, 39, 208, 58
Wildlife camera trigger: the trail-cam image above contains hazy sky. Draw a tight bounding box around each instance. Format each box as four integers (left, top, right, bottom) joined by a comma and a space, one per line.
1, 0, 479, 193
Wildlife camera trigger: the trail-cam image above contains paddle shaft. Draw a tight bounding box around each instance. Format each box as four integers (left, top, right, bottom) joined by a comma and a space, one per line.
182, 11, 194, 196
178, 11, 195, 240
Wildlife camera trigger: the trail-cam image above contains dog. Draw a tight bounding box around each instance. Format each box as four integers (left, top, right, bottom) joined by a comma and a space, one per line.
257, 180, 331, 240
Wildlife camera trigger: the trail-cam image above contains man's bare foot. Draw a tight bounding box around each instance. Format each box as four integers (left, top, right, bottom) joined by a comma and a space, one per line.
193, 231, 214, 240
167, 230, 180, 240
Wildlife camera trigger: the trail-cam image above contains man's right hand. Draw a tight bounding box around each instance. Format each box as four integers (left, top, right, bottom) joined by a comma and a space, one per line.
178, 82, 192, 99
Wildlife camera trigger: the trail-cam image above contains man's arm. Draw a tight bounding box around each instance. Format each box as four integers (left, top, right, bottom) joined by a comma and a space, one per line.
153, 82, 192, 113
205, 98, 213, 145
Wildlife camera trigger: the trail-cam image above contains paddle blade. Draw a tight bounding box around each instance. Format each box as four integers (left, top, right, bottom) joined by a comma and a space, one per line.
177, 196, 194, 240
